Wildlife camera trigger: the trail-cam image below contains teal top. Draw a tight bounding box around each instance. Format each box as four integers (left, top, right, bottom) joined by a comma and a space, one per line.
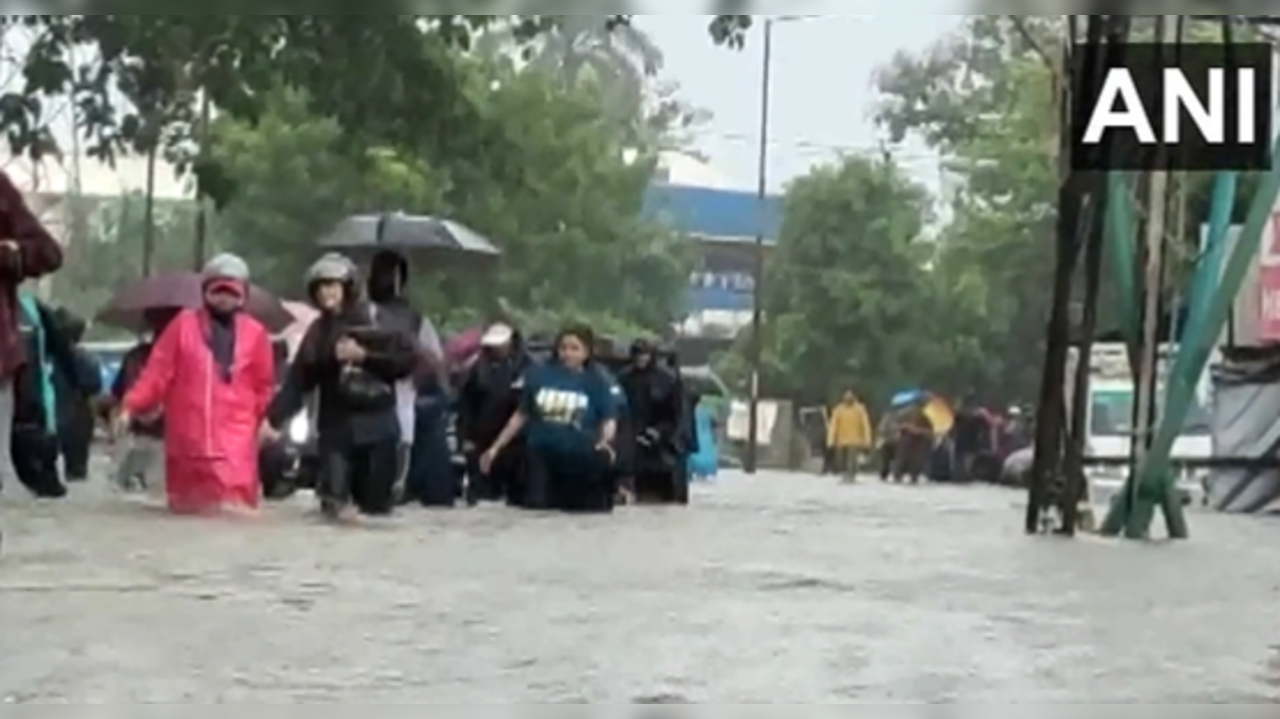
17, 292, 55, 432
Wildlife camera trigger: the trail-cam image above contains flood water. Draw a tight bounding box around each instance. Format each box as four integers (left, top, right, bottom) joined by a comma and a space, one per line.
1, 470, 1277, 702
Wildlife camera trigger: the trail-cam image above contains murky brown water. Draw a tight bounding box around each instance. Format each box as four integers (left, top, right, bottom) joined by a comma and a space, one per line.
1, 470, 1276, 702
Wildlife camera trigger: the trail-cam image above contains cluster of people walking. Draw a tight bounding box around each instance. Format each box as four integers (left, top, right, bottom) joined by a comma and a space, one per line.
820, 389, 1031, 485
0, 188, 700, 525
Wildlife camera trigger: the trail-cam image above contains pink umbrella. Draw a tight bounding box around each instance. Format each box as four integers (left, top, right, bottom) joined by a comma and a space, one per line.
97, 271, 294, 333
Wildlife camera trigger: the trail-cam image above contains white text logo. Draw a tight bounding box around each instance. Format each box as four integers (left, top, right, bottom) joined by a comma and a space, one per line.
1081, 67, 1257, 145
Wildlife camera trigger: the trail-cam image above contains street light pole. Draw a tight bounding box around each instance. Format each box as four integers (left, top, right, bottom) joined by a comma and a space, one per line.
744, 18, 775, 475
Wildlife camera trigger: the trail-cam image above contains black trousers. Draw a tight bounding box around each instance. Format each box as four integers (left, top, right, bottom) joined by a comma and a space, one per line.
633, 447, 681, 503
317, 439, 399, 515
258, 441, 295, 500
58, 418, 92, 481
878, 442, 897, 480
13, 425, 64, 498
523, 445, 614, 513
466, 441, 523, 505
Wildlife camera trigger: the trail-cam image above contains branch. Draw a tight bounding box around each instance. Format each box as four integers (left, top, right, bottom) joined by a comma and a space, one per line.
1006, 15, 1058, 80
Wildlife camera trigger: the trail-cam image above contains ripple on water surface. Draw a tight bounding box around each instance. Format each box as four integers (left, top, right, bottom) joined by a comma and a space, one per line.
0, 473, 1277, 702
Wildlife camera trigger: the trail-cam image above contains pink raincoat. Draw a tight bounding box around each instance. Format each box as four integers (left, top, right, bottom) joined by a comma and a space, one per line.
123, 308, 275, 512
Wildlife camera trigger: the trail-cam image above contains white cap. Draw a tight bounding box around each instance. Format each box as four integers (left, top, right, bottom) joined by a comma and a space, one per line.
481, 323, 513, 347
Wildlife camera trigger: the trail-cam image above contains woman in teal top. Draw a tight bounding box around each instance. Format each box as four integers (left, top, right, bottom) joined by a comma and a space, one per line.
480, 324, 618, 513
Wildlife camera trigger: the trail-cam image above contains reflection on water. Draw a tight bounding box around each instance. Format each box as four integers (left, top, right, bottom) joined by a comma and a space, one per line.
1, 472, 1277, 702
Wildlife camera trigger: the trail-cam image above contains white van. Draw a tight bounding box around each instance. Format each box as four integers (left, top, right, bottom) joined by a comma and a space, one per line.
1071, 344, 1213, 501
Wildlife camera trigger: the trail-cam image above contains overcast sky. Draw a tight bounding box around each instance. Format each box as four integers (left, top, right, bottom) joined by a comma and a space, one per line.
636, 10, 967, 190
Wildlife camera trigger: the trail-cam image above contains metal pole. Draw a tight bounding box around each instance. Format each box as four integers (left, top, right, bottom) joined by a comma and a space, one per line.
744, 19, 774, 475
1125, 15, 1172, 537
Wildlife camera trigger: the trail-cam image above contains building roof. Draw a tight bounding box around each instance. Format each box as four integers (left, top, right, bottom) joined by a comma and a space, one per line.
643, 183, 782, 241
655, 151, 736, 189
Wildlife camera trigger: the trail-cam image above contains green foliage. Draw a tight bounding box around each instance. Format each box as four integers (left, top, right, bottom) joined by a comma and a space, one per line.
209, 87, 451, 299
28, 16, 710, 340
0, 14, 750, 208
54, 191, 201, 336
857, 15, 1261, 405
203, 50, 691, 332
721, 154, 939, 408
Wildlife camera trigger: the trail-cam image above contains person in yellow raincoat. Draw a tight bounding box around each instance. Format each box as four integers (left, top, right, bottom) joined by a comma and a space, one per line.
826, 390, 872, 477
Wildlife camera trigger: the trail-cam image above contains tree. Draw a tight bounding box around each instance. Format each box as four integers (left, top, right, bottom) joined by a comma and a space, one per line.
872, 17, 1067, 402
479, 16, 709, 155
529, 15, 663, 94
721, 153, 938, 407
205, 53, 691, 332
208, 87, 451, 301
874, 16, 1258, 403
0, 14, 752, 200
57, 191, 200, 334
442, 53, 693, 331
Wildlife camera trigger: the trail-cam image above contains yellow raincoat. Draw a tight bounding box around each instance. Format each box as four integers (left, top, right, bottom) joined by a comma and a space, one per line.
827, 400, 872, 449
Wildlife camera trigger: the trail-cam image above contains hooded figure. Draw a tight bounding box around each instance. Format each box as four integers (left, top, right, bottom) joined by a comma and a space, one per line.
457, 322, 530, 504
268, 253, 418, 519
618, 339, 686, 503
120, 253, 275, 513
49, 307, 101, 482
364, 249, 453, 506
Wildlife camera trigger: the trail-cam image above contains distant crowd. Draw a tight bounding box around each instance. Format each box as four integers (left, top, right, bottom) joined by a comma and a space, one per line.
818, 391, 1031, 485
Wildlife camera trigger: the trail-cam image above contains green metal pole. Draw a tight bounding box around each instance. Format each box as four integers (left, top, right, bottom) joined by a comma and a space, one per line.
1181, 172, 1239, 343
1102, 140, 1280, 538
1104, 171, 1141, 347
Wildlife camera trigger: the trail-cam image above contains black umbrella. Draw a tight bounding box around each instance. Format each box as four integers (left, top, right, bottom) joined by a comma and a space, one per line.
316, 212, 501, 267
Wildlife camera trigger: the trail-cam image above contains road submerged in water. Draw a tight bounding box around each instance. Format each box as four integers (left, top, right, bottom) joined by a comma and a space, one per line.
1, 470, 1277, 703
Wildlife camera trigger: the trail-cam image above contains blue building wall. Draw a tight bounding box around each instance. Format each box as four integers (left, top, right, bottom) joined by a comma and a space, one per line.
642, 183, 783, 312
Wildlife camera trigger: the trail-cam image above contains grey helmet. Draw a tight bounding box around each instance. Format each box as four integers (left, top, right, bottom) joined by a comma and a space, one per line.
306, 252, 356, 284
203, 252, 250, 282
306, 253, 357, 307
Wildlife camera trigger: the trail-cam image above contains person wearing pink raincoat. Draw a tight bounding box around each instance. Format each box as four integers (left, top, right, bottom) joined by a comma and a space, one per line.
118, 254, 275, 513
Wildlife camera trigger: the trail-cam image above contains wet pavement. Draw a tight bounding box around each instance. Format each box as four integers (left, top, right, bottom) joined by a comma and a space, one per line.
1, 470, 1277, 702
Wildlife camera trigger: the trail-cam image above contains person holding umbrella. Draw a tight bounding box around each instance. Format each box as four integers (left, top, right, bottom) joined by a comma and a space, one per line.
115, 254, 276, 514
363, 249, 451, 507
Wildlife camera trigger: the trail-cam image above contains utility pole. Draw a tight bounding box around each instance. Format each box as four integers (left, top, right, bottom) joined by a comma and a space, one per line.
744, 18, 774, 475
1123, 15, 1174, 539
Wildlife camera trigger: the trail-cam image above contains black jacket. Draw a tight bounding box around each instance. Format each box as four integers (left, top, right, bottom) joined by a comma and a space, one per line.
456, 349, 531, 449
618, 364, 683, 445
268, 301, 417, 446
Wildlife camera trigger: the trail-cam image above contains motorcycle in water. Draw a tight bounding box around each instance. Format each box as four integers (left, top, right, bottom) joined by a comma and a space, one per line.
260, 408, 318, 500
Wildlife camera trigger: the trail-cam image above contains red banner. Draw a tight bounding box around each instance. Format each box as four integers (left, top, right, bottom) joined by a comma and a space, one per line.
1258, 212, 1280, 343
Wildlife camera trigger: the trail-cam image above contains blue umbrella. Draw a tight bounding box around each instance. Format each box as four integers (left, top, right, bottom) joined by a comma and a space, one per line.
890, 389, 925, 408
